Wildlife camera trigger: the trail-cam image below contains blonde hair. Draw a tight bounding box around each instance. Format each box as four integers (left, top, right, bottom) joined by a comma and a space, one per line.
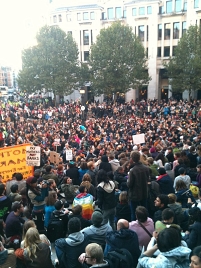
24, 227, 41, 259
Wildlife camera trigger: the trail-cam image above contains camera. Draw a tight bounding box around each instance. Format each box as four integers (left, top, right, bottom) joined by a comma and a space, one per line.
42, 180, 50, 186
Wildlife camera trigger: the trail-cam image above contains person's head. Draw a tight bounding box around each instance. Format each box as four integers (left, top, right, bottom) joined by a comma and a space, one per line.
178, 167, 185, 175
85, 243, 104, 265
54, 199, 64, 211
45, 165, 52, 173
197, 164, 201, 173
117, 219, 129, 230
68, 217, 81, 234
82, 173, 91, 183
190, 246, 201, 268
22, 220, 36, 239
135, 206, 148, 223
24, 227, 41, 257
71, 204, 82, 215
26, 176, 38, 188
154, 194, 169, 209
63, 176, 72, 184
15, 173, 23, 181
117, 166, 124, 173
91, 209, 103, 227
175, 180, 187, 191
87, 161, 95, 170
164, 162, 171, 171
46, 191, 57, 206
131, 151, 140, 163
158, 167, 166, 175
79, 185, 87, 193
10, 184, 19, 194
142, 147, 149, 155
48, 179, 56, 188
97, 169, 109, 184
162, 208, 174, 223
190, 146, 196, 153
178, 158, 184, 165
157, 227, 181, 252
147, 157, 154, 165
189, 207, 201, 223
108, 154, 114, 161
174, 152, 181, 159
80, 161, 88, 170
119, 191, 128, 204
12, 201, 24, 214
168, 193, 177, 204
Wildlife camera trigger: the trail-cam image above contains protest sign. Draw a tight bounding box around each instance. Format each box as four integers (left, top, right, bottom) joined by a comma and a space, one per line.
26, 146, 41, 166
132, 133, 145, 145
66, 149, 73, 161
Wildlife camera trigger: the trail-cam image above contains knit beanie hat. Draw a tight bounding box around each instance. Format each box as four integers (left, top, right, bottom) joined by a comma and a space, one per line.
91, 209, 103, 227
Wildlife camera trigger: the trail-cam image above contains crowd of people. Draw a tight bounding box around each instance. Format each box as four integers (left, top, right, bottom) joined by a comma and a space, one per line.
1, 97, 201, 267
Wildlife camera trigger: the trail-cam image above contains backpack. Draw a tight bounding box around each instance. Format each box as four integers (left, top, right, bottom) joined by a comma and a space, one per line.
105, 248, 134, 268
47, 218, 64, 242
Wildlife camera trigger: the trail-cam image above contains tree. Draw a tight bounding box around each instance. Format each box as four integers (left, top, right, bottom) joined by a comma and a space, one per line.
17, 25, 79, 97
165, 25, 201, 98
89, 21, 150, 96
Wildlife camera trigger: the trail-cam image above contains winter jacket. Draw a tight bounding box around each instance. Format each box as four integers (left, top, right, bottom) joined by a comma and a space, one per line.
183, 221, 201, 249
104, 229, 140, 268
188, 152, 198, 168
164, 163, 175, 181
115, 203, 131, 222
149, 164, 159, 178
96, 181, 116, 210
114, 171, 127, 187
99, 156, 112, 173
127, 162, 150, 202
66, 167, 80, 186
156, 174, 174, 195
168, 203, 184, 225
86, 169, 97, 187
109, 159, 120, 173
55, 232, 89, 268
176, 189, 196, 208
8, 192, 22, 202
78, 168, 88, 183
129, 218, 154, 250
138, 246, 191, 268
68, 214, 91, 230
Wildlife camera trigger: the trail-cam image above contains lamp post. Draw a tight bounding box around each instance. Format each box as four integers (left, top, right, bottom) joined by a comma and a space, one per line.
80, 89, 85, 123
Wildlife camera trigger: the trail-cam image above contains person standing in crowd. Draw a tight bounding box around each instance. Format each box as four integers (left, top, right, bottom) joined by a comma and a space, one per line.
96, 169, 116, 230
0, 183, 12, 221
128, 151, 150, 220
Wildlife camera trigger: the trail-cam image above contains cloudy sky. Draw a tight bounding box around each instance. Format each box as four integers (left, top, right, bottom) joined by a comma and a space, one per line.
0, 0, 48, 70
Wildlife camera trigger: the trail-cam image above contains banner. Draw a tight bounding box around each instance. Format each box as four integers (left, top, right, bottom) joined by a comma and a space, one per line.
132, 133, 145, 145
26, 146, 41, 166
0, 144, 33, 183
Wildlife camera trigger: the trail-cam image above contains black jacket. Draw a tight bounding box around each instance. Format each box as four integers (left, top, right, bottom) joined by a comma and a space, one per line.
96, 181, 116, 210
183, 222, 201, 249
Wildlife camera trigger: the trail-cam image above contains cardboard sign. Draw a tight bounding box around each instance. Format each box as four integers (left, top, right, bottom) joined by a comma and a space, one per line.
132, 133, 145, 145
0, 144, 33, 183
26, 146, 41, 166
50, 151, 60, 165
5, 117, 11, 122
66, 149, 73, 161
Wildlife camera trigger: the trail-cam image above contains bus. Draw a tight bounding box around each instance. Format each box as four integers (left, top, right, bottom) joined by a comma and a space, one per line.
0, 86, 8, 96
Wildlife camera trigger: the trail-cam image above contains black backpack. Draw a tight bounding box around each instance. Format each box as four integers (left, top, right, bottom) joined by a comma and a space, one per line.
105, 248, 134, 268
47, 218, 64, 242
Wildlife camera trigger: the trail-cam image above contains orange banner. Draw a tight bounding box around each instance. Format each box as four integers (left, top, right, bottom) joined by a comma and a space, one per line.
0, 144, 34, 183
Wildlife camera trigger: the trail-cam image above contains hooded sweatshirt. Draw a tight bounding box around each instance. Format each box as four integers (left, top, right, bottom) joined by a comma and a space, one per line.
109, 159, 120, 173
81, 222, 112, 236
174, 174, 191, 189
96, 181, 116, 210
138, 246, 191, 268
66, 231, 85, 246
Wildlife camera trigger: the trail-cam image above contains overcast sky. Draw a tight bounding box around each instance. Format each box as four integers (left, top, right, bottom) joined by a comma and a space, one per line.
0, 0, 48, 70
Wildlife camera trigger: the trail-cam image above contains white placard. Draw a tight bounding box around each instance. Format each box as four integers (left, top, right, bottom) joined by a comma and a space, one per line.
132, 133, 145, 145
81, 106, 85, 111
66, 149, 73, 161
26, 146, 41, 166
54, 138, 60, 145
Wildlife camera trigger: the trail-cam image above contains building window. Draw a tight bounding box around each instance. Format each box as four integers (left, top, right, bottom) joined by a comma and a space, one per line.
91, 30, 93, 44
182, 21, 186, 35
77, 13, 81, 21
108, 8, 114, 19
159, 6, 164, 14
102, 12, 106, 20
132, 8, 137, 16
84, 51, 89, 61
58, 14, 62, 22
53, 15, 57, 23
83, 30, 89, 45
90, 12, 95, 20
67, 31, 72, 35
138, 25, 144, 41
172, 46, 177, 56
115, 7, 121, 18
139, 7, 145, 15
164, 46, 170, 57
83, 12, 89, 20
158, 24, 162, 40
66, 14, 71, 21
194, 0, 199, 8
173, 22, 180, 39
166, 0, 172, 13
147, 6, 152, 14
157, 47, 161, 57
123, 9, 127, 18
184, 0, 187, 11
175, 0, 181, 12
147, 25, 149, 41
164, 23, 171, 40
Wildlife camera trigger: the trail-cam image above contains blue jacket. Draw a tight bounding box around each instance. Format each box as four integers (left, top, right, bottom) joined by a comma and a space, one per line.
157, 174, 174, 195
104, 229, 140, 268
